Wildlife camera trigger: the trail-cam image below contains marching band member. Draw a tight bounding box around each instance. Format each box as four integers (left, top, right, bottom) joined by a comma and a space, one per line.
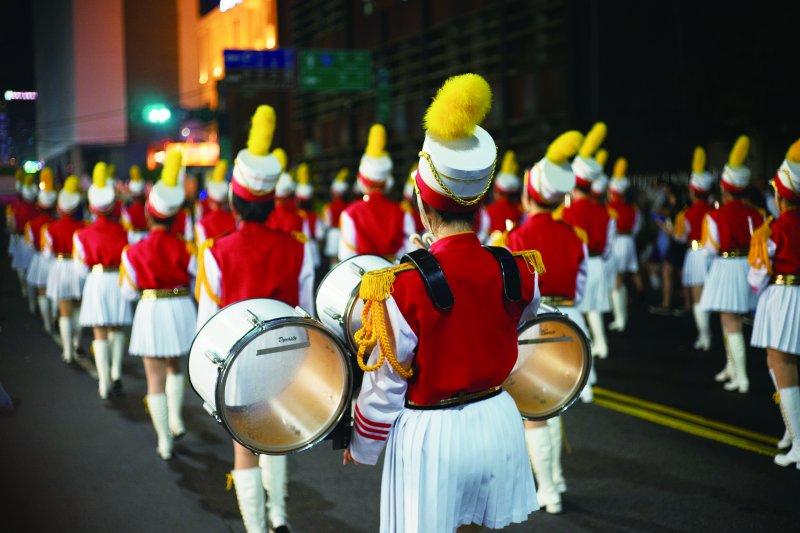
266, 150, 304, 233
10, 172, 39, 311
504, 130, 588, 514
196, 105, 313, 533
562, 123, 615, 359
607, 157, 643, 332
122, 165, 149, 244
195, 160, 235, 246
593, 150, 617, 297
120, 148, 196, 460
338, 124, 414, 261
104, 164, 124, 221
322, 168, 350, 266
25, 168, 58, 335
698, 135, 764, 393
168, 162, 195, 248
674, 148, 715, 350
75, 163, 132, 398
5, 168, 25, 264
485, 150, 523, 232
400, 163, 425, 236
43, 176, 85, 363
344, 73, 542, 532
748, 139, 800, 466
295, 163, 323, 268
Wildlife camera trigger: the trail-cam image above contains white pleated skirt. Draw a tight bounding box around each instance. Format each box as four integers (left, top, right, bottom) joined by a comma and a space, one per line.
578, 257, 611, 313
324, 227, 341, 257
698, 257, 756, 313
26, 253, 53, 287
682, 248, 712, 287
11, 241, 33, 270
7, 234, 17, 256
751, 285, 800, 355
79, 271, 133, 327
129, 296, 197, 357
381, 391, 537, 532
612, 235, 639, 273
46, 259, 84, 301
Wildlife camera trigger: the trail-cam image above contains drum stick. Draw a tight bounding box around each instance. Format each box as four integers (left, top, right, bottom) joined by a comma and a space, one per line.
409, 234, 429, 250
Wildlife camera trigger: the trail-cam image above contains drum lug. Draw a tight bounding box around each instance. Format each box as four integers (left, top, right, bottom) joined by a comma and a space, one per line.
294, 306, 311, 319
204, 349, 224, 367
203, 402, 221, 423
348, 262, 366, 277
323, 306, 343, 323
245, 309, 261, 327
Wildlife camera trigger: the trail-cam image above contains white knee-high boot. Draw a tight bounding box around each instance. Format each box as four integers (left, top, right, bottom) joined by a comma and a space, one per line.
586, 312, 608, 359
525, 426, 561, 514
715, 333, 735, 382
17, 270, 27, 297
548, 416, 567, 494
232, 467, 267, 533
146, 393, 173, 460
260, 454, 289, 529
37, 295, 52, 334
92, 340, 111, 399
108, 331, 126, 387
165, 373, 186, 438
609, 286, 627, 331
723, 332, 748, 393
71, 307, 81, 352
58, 316, 73, 363
768, 369, 791, 449
774, 386, 800, 468
692, 305, 711, 351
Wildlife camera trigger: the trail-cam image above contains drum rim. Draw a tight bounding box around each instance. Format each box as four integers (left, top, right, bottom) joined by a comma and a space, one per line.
216, 316, 354, 456
512, 312, 592, 421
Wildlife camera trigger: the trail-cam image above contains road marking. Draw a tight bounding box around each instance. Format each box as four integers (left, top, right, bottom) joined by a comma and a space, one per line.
592, 387, 779, 457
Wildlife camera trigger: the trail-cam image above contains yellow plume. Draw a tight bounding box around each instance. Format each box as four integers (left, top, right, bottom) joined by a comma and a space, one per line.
296, 163, 310, 185
786, 138, 800, 164
334, 167, 349, 183
93, 162, 107, 188
692, 147, 706, 173
613, 157, 627, 178
63, 175, 80, 193
424, 73, 492, 141
578, 122, 607, 158
40, 167, 55, 192
130, 165, 142, 182
501, 150, 518, 174
15, 167, 25, 183
106, 164, 116, 179
272, 148, 288, 171
23, 174, 35, 187
365, 124, 387, 158
545, 130, 584, 165
247, 105, 276, 157
161, 147, 183, 187
211, 160, 228, 183
728, 135, 750, 167
595, 149, 608, 168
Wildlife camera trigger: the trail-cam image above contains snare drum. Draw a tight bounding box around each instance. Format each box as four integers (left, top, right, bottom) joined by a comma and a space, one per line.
189, 298, 352, 455
315, 254, 393, 352
504, 313, 592, 421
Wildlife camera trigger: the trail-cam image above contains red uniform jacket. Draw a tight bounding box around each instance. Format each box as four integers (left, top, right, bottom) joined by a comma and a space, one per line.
400, 200, 424, 234
198, 208, 236, 242
324, 198, 348, 228
170, 208, 192, 240
125, 229, 191, 289
769, 209, 800, 275
46, 215, 85, 255
682, 200, 714, 242
391, 233, 537, 405
12, 201, 38, 235
485, 196, 523, 232
122, 201, 147, 231
608, 200, 637, 235
709, 199, 764, 253
210, 222, 305, 307
27, 213, 54, 251
562, 196, 610, 256
343, 191, 406, 256
507, 213, 584, 299
267, 199, 305, 234
76, 216, 128, 267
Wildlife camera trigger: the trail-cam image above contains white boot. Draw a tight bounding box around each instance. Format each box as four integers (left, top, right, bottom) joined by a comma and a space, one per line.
525, 426, 561, 514
692, 305, 711, 351
768, 368, 791, 449
165, 373, 186, 438
146, 393, 173, 460
17, 270, 27, 297
723, 332, 749, 393
37, 295, 52, 334
548, 417, 567, 494
608, 286, 627, 331
774, 386, 800, 468
714, 334, 735, 383
260, 454, 289, 529
92, 340, 111, 399
58, 317, 74, 363
232, 467, 267, 533
109, 331, 126, 394
586, 312, 608, 359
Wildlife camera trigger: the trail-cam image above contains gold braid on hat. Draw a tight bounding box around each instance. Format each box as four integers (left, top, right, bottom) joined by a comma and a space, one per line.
418, 148, 498, 207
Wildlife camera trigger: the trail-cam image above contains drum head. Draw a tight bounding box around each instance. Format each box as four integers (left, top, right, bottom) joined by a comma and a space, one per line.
217, 318, 352, 455
504, 314, 591, 421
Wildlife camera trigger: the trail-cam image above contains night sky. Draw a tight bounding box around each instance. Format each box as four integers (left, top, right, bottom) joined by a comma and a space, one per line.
0, 0, 36, 161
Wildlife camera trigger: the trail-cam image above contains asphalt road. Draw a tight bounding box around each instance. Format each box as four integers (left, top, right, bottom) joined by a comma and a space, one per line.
1, 257, 799, 533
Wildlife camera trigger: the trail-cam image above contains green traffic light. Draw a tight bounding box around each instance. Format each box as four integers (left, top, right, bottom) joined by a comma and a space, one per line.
143, 104, 171, 124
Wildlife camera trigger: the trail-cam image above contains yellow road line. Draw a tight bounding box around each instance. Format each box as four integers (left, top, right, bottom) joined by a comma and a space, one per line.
594, 387, 778, 446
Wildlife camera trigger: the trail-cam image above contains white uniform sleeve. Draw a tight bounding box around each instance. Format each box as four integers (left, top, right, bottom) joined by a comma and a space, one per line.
702, 215, 720, 256
603, 218, 617, 260
349, 297, 418, 465
72, 233, 89, 277
298, 242, 315, 316
574, 244, 589, 306
397, 211, 416, 257
747, 238, 776, 295
183, 213, 195, 242
477, 210, 490, 243
41, 228, 54, 258
519, 271, 541, 323
196, 247, 221, 332
195, 222, 207, 246
120, 250, 140, 301
338, 211, 358, 261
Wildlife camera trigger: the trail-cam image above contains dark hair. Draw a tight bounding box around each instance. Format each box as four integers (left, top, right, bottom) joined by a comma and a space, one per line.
532, 199, 559, 211
149, 214, 176, 229
426, 203, 478, 224
575, 183, 592, 195
231, 193, 274, 222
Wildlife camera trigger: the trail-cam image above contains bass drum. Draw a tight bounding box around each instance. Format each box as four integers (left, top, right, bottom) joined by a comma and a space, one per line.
315, 254, 393, 353
189, 298, 352, 455
504, 312, 592, 421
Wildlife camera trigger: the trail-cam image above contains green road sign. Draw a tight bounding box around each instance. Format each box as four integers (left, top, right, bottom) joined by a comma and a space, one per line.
298, 49, 372, 91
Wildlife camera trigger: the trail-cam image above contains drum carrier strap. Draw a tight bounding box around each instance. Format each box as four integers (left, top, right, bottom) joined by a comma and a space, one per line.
482, 246, 522, 302
400, 248, 454, 311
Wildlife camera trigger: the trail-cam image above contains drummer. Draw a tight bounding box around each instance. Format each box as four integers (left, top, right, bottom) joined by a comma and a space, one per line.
344, 73, 542, 532
195, 105, 314, 533
321, 168, 350, 267
121, 165, 149, 244
120, 148, 197, 460
195, 159, 235, 246
266, 149, 303, 233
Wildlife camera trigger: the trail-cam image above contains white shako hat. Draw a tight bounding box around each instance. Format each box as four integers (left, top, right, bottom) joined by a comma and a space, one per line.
147, 147, 185, 219
57, 175, 82, 214
331, 168, 350, 195
415, 73, 497, 213
721, 135, 751, 192
494, 150, 521, 193
774, 138, 800, 201
358, 124, 392, 188
689, 146, 714, 194
231, 106, 282, 203
526, 130, 583, 205
128, 165, 145, 196
20, 172, 38, 202
295, 163, 313, 200
37, 167, 57, 208
608, 157, 630, 194
403, 163, 418, 200
89, 162, 116, 214
571, 122, 607, 188
206, 159, 229, 202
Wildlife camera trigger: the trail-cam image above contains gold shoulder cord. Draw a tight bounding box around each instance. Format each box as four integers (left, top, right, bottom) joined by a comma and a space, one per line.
195, 238, 220, 304
748, 217, 774, 274
512, 250, 546, 275
418, 150, 497, 207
